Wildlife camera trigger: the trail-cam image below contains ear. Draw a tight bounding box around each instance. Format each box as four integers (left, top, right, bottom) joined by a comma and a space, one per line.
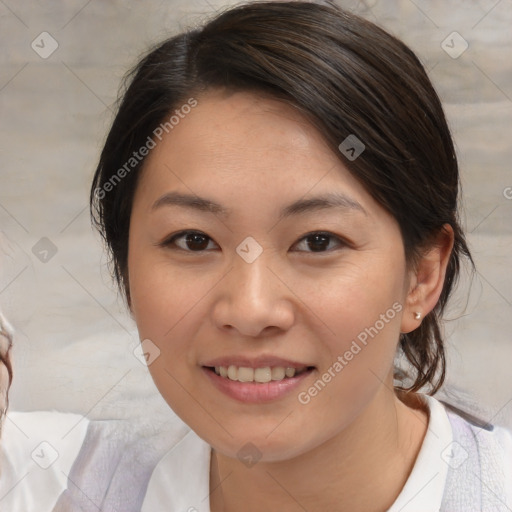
401, 224, 454, 334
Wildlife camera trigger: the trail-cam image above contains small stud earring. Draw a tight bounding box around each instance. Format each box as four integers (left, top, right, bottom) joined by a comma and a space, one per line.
414, 312, 421, 320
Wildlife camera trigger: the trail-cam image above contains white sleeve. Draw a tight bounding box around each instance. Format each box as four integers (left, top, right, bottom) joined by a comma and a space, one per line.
495, 425, 512, 508
0, 410, 89, 512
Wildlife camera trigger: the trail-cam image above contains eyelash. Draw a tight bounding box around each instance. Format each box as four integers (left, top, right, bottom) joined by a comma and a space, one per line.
159, 230, 348, 254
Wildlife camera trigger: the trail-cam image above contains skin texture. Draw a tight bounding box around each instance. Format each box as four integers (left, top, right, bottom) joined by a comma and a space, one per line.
127, 90, 454, 511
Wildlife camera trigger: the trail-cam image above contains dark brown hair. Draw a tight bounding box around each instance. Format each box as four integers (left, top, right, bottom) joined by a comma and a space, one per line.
90, 1, 473, 394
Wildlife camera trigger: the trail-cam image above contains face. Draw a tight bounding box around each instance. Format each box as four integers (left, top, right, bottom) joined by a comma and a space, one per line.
128, 90, 411, 461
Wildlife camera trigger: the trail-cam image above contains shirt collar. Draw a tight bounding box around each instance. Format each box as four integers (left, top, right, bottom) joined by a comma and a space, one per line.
387, 394, 452, 511
142, 394, 452, 512
142, 427, 212, 512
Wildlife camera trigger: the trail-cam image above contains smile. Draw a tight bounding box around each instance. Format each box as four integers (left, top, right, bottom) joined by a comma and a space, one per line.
202, 365, 315, 403
211, 365, 310, 383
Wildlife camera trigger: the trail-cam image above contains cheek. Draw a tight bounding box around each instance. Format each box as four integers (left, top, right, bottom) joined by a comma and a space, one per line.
128, 252, 207, 415
293, 284, 403, 440
306, 256, 405, 387
127, 246, 222, 406
129, 246, 203, 336
310, 256, 405, 337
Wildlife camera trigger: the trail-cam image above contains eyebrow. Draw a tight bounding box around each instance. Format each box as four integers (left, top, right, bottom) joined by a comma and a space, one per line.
151, 191, 367, 219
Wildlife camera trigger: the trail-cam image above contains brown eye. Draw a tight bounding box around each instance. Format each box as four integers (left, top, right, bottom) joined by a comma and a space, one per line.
293, 232, 345, 253
163, 231, 218, 252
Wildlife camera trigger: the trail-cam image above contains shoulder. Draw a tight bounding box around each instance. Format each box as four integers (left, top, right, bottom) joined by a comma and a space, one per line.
443, 401, 512, 456
51, 410, 191, 512
438, 400, 512, 510
1, 408, 192, 512
0, 410, 90, 512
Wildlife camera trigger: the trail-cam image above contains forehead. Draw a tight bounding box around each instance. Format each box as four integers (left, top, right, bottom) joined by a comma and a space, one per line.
136, 90, 375, 215
147, 90, 332, 164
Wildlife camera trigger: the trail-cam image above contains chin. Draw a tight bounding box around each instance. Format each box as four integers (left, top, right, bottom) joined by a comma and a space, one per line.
196, 420, 316, 464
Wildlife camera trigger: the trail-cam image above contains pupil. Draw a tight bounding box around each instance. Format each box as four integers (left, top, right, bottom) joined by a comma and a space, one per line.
187, 233, 208, 251
307, 234, 328, 252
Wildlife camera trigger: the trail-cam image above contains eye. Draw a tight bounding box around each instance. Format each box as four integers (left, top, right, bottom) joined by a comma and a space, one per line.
292, 231, 346, 253
159, 230, 346, 254
161, 230, 218, 252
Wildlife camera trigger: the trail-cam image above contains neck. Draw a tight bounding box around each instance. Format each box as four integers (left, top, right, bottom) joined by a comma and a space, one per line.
209, 387, 429, 512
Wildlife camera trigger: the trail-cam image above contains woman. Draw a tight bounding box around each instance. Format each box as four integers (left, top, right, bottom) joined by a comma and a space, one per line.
4, 1, 512, 511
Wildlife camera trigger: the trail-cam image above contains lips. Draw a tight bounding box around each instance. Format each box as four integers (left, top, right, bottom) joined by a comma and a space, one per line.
200, 355, 315, 402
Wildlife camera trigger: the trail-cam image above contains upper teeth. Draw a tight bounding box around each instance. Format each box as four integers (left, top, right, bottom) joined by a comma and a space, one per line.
214, 365, 303, 383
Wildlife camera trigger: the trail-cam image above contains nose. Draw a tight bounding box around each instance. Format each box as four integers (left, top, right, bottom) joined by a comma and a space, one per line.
211, 252, 295, 338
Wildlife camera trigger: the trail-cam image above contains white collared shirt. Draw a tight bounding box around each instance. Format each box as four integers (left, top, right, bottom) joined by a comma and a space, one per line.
140, 395, 453, 512
0, 410, 89, 511
2, 395, 511, 511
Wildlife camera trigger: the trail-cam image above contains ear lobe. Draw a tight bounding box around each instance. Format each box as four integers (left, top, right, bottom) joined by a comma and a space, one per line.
401, 224, 454, 334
